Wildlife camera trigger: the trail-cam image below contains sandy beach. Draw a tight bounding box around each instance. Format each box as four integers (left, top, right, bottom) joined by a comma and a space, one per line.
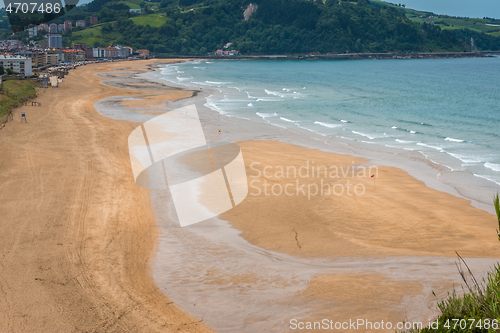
1, 59, 499, 332
0, 60, 213, 332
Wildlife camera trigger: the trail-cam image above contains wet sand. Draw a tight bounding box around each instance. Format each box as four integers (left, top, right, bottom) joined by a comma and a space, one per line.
0, 60, 214, 332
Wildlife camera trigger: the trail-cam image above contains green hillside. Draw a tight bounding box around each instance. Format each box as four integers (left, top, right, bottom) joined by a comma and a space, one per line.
130, 14, 168, 27
2, 0, 500, 54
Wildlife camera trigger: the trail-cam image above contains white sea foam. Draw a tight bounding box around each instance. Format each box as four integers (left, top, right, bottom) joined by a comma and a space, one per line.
297, 124, 327, 136
416, 143, 443, 151
395, 139, 414, 143
340, 120, 349, 123
280, 117, 297, 123
410, 130, 416, 134
352, 131, 375, 140
256, 112, 279, 118
392, 126, 398, 129
246, 91, 257, 99
248, 103, 253, 107
265, 89, 285, 97
204, 101, 228, 115
206, 81, 231, 85
314, 121, 341, 128
445, 137, 465, 143
447, 152, 483, 164
485, 162, 500, 172
256, 98, 282, 102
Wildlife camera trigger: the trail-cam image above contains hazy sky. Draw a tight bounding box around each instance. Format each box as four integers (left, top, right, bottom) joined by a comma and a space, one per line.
396, 0, 500, 19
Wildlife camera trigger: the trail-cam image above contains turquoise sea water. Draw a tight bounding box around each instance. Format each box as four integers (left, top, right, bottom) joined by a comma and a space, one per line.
157, 57, 500, 193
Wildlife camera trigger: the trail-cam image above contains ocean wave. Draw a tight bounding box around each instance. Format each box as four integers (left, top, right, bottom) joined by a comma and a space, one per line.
352, 131, 375, 140
314, 121, 341, 128
297, 124, 327, 137
256, 98, 282, 102
246, 91, 257, 99
485, 162, 500, 172
391, 126, 419, 134
248, 103, 253, 107
265, 89, 285, 97
280, 117, 297, 123
204, 101, 228, 115
256, 112, 279, 118
446, 152, 483, 164
340, 120, 350, 123
398, 120, 433, 127
206, 81, 231, 85
395, 139, 414, 143
445, 137, 465, 143
416, 143, 444, 151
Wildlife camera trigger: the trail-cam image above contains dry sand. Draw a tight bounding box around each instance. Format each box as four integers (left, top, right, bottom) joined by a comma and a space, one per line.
222, 140, 500, 259
0, 60, 213, 332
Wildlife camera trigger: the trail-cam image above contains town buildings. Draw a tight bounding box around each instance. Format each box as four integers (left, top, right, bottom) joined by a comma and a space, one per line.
90, 15, 98, 26
0, 55, 33, 76
48, 34, 63, 48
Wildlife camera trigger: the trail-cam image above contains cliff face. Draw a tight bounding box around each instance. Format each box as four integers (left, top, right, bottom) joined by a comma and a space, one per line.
243, 3, 258, 21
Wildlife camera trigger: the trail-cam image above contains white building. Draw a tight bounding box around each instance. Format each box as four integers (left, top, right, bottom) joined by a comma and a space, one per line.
93, 47, 107, 58
26, 25, 37, 37
0, 55, 33, 76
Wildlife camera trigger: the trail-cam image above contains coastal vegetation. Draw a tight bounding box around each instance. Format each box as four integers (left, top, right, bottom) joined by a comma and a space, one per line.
1, 0, 500, 54
0, 80, 38, 123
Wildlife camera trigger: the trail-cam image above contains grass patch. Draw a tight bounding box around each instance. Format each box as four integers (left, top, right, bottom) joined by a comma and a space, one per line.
130, 14, 168, 27
488, 31, 500, 37
120, 0, 141, 9
0, 80, 38, 122
71, 24, 121, 47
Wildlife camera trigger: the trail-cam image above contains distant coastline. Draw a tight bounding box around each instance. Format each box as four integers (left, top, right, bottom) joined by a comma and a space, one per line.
156, 51, 499, 60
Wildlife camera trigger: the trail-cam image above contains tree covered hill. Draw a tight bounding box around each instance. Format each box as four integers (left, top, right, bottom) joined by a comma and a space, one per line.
2, 0, 500, 54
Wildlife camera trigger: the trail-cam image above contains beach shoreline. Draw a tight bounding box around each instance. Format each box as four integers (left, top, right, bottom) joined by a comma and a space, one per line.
111, 61, 499, 331
0, 59, 214, 332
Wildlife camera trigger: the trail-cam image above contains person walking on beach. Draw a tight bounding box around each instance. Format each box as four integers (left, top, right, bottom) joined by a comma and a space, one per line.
21, 111, 27, 123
